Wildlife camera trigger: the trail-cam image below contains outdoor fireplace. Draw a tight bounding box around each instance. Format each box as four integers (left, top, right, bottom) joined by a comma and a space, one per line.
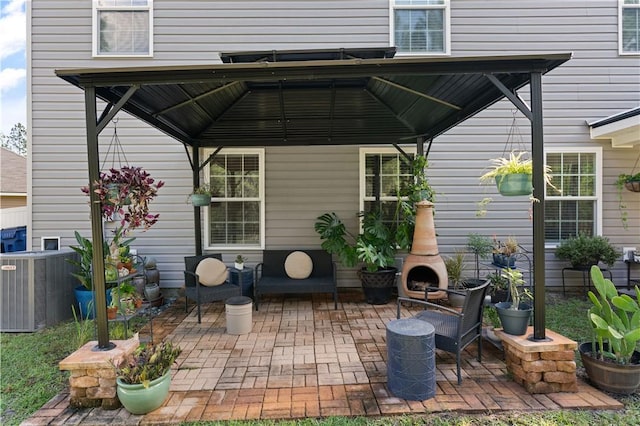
401, 201, 448, 300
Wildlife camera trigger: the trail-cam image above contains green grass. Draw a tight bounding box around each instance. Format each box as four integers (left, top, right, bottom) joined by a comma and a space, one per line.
1, 295, 639, 426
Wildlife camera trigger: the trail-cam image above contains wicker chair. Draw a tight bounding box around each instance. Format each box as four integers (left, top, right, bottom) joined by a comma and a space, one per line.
396, 280, 490, 384
184, 254, 241, 323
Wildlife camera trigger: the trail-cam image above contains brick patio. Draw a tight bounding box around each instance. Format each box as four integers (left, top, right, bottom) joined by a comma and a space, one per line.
25, 290, 623, 425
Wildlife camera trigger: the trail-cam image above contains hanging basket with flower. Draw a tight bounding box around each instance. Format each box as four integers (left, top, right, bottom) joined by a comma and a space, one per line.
82, 165, 164, 232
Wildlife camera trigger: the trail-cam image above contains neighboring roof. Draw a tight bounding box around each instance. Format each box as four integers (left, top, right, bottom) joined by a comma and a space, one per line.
55, 50, 571, 148
0, 147, 27, 194
588, 106, 640, 148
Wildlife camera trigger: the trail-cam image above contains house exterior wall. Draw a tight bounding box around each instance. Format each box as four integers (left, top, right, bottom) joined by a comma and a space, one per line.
29, 0, 639, 290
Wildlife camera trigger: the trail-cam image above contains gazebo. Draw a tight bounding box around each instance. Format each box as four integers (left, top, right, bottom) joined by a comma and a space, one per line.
56, 48, 571, 348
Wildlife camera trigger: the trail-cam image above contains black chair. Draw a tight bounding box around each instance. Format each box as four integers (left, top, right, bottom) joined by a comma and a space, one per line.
396, 280, 491, 384
184, 254, 241, 323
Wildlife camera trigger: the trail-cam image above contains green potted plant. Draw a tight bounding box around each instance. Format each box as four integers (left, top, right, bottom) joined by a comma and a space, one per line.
479, 151, 534, 196
234, 254, 247, 270
394, 155, 435, 251
492, 236, 519, 268
486, 271, 510, 303
615, 172, 640, 230
483, 305, 502, 344
554, 234, 619, 270
579, 266, 640, 394
466, 233, 493, 286
494, 268, 533, 336
443, 250, 468, 308
315, 209, 398, 304
188, 183, 213, 207
115, 341, 182, 414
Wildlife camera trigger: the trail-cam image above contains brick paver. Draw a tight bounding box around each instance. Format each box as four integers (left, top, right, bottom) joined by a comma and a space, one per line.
25, 290, 624, 425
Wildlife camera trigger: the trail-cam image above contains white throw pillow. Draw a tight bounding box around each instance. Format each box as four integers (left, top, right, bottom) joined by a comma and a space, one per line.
195, 258, 228, 286
284, 251, 313, 279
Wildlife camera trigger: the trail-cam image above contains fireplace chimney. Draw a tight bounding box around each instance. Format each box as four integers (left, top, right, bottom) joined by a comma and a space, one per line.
401, 201, 448, 300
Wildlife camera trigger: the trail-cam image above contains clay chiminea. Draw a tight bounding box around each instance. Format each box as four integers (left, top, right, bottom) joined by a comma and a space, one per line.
400, 201, 448, 300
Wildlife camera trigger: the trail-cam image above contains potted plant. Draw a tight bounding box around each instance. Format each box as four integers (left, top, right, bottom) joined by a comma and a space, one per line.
188, 183, 212, 207
234, 255, 247, 270
394, 155, 436, 251
494, 268, 532, 335
443, 250, 468, 308
483, 305, 502, 344
486, 271, 510, 303
115, 341, 182, 414
492, 236, 519, 268
107, 298, 118, 320
466, 233, 493, 287
579, 266, 640, 394
82, 165, 164, 231
554, 234, 619, 270
315, 209, 398, 304
480, 151, 534, 196
615, 172, 640, 230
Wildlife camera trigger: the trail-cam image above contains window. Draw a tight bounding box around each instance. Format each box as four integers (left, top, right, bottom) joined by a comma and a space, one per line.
206, 149, 264, 249
360, 148, 415, 228
545, 148, 603, 243
93, 0, 153, 57
390, 0, 450, 55
621, 0, 640, 54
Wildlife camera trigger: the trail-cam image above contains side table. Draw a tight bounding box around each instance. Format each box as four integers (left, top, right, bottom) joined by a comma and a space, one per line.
229, 266, 254, 297
561, 266, 612, 296
386, 318, 436, 401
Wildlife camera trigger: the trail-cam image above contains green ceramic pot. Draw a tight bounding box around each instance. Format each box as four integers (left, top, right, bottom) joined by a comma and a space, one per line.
190, 194, 210, 207
494, 173, 532, 196
116, 370, 171, 415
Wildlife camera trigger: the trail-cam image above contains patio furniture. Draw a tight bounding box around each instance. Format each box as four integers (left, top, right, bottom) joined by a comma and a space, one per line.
386, 317, 436, 400
225, 296, 253, 335
183, 254, 241, 323
253, 249, 337, 311
397, 280, 490, 384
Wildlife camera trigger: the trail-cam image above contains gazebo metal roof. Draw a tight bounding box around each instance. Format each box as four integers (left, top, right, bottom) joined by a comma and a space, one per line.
56, 50, 570, 149
55, 49, 571, 348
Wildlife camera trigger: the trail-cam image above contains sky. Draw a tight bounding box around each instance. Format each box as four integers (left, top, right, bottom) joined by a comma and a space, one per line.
0, 0, 26, 135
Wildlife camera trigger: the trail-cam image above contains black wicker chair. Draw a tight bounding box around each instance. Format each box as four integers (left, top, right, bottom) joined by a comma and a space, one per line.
396, 280, 490, 384
184, 254, 241, 323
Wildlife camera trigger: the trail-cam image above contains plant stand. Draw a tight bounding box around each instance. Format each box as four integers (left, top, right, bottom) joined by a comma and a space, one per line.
561, 266, 612, 296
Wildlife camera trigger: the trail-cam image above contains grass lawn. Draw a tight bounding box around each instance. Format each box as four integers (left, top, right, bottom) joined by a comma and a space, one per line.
1, 294, 639, 425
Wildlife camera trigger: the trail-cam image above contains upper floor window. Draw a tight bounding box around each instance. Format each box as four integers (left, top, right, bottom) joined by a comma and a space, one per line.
390, 0, 450, 55
621, 0, 640, 54
93, 0, 153, 57
545, 148, 603, 243
206, 149, 264, 249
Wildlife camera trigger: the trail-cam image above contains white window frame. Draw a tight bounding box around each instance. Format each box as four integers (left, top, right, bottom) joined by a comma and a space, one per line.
619, 0, 640, 55
359, 146, 417, 215
204, 148, 265, 251
92, 0, 154, 58
389, 0, 451, 56
544, 146, 603, 248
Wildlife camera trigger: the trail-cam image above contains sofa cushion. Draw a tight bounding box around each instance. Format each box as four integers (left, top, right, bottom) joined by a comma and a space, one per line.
284, 251, 313, 279
195, 258, 228, 286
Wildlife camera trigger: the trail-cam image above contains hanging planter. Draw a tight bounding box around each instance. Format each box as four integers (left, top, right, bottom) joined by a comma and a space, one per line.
494, 173, 533, 196
188, 183, 213, 207
615, 169, 640, 230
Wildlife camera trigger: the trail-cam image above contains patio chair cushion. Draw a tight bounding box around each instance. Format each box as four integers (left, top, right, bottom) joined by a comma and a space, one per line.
284, 251, 313, 279
195, 258, 228, 286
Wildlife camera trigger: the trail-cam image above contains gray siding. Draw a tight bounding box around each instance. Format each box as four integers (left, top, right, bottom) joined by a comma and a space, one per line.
29, 0, 639, 291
